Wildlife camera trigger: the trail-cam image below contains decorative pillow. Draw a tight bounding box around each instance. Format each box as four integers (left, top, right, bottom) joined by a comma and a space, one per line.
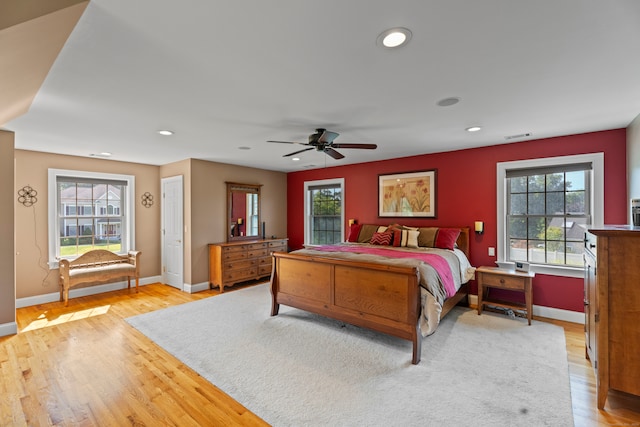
377, 226, 388, 233
435, 228, 461, 250
407, 230, 420, 248
390, 229, 405, 247
357, 224, 378, 243
370, 231, 393, 246
417, 227, 438, 247
347, 223, 362, 242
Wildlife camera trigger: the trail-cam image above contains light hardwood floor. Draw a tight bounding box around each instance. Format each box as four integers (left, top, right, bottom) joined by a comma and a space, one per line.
1, 283, 639, 426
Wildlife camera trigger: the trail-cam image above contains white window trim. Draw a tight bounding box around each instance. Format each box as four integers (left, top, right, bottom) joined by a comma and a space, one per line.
496, 153, 604, 278
48, 169, 136, 268
303, 178, 345, 246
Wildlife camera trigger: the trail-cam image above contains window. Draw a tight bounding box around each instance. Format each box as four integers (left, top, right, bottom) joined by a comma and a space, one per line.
304, 178, 345, 245
497, 153, 604, 278
48, 169, 135, 265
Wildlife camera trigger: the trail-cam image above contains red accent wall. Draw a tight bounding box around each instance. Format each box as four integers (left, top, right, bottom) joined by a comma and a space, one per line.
287, 129, 628, 312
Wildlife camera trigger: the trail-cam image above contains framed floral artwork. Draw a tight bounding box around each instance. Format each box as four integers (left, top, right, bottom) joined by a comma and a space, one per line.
378, 169, 437, 217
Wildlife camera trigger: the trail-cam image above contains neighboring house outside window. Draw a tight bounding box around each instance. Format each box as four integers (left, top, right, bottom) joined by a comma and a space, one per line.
497, 153, 604, 278
304, 178, 345, 246
48, 169, 135, 266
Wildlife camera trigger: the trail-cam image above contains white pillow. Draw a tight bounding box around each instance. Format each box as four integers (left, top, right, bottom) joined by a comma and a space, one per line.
407, 230, 420, 248
377, 226, 388, 233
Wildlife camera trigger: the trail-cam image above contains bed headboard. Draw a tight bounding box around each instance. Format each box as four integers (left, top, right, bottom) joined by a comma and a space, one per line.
349, 223, 470, 259
455, 227, 470, 259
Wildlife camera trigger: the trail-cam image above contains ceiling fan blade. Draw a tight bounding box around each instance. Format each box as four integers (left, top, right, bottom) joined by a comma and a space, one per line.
267, 140, 305, 145
283, 147, 314, 157
324, 147, 345, 159
331, 143, 377, 150
318, 130, 339, 144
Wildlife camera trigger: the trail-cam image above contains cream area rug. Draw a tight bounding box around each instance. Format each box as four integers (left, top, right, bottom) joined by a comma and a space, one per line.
126, 284, 574, 426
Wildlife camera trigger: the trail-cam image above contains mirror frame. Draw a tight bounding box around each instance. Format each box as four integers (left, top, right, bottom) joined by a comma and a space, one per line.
226, 182, 262, 242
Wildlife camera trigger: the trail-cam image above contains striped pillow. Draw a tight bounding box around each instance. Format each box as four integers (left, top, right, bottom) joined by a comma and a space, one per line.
370, 231, 392, 246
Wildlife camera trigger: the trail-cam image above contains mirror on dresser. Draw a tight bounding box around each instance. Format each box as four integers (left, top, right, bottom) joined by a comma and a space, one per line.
227, 182, 262, 241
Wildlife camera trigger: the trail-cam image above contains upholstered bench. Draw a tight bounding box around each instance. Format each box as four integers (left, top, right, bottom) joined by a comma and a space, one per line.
58, 249, 141, 306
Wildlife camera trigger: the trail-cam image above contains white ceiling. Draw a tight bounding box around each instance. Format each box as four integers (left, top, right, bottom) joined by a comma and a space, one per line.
4, 0, 640, 172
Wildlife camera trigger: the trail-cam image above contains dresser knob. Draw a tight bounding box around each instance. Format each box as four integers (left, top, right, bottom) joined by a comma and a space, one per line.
500, 278, 505, 284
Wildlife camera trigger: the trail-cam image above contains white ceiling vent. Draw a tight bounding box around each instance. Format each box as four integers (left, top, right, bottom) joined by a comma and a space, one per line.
505, 133, 532, 140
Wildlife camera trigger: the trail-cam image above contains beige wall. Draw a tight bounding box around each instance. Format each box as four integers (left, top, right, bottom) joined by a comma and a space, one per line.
189, 159, 287, 285
14, 150, 161, 299
0, 131, 16, 328
11, 150, 286, 302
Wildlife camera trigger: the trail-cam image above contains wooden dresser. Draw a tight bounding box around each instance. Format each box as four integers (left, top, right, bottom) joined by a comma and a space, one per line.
584, 226, 640, 409
209, 239, 288, 292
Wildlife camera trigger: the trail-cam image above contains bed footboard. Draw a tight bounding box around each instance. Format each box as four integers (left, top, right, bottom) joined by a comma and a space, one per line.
270, 251, 423, 364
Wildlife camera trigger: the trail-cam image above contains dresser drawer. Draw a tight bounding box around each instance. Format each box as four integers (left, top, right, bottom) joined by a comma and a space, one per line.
248, 242, 268, 250
269, 245, 286, 253
482, 273, 525, 290
222, 251, 247, 261
224, 267, 257, 282
258, 265, 272, 276
224, 259, 256, 271
222, 245, 246, 253
259, 255, 272, 265
247, 248, 268, 258
269, 240, 287, 248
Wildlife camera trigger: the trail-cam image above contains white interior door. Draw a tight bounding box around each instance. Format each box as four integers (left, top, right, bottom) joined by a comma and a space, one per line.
162, 176, 184, 290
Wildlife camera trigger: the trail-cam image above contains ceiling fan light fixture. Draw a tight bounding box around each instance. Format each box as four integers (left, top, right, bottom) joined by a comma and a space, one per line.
377, 27, 412, 48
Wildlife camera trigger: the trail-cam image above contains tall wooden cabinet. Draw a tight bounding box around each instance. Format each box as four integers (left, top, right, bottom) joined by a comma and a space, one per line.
209, 239, 288, 292
584, 226, 640, 409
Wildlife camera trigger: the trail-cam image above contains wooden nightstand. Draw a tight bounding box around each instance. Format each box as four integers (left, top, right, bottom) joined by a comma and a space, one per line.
476, 266, 534, 325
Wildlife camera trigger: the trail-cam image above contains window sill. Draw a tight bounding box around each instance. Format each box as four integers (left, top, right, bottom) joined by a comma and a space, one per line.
497, 261, 584, 278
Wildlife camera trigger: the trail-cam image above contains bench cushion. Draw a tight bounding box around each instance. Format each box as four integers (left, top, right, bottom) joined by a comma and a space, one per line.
69, 263, 135, 279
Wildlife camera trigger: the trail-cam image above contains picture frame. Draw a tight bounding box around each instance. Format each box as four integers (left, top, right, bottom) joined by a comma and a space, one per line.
378, 169, 437, 218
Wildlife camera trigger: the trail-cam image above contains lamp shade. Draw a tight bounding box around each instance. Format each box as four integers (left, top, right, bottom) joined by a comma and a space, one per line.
474, 221, 484, 234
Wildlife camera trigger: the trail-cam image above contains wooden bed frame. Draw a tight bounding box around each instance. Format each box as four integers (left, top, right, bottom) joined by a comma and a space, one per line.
270, 227, 470, 364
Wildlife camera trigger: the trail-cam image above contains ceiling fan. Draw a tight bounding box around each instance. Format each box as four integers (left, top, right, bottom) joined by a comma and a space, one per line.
267, 128, 377, 159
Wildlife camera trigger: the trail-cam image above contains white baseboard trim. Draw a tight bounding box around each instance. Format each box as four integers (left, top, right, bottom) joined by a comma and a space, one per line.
0, 321, 18, 337
468, 295, 584, 324
184, 281, 210, 294
16, 275, 162, 309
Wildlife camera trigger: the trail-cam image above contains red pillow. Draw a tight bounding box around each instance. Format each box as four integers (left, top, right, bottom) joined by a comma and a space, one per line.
347, 223, 362, 242
434, 228, 460, 250
370, 231, 392, 246
391, 229, 402, 247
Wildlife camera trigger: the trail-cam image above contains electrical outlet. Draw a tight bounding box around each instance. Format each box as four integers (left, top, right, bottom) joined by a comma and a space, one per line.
488, 247, 495, 256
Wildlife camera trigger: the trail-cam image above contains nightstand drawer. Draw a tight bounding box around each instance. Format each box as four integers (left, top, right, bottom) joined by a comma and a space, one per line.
482, 273, 525, 290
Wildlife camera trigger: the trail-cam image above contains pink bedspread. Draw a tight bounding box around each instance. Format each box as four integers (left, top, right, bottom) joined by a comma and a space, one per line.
313, 245, 457, 298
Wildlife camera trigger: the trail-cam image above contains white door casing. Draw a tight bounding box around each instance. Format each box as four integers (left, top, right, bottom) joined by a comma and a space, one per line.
162, 176, 184, 290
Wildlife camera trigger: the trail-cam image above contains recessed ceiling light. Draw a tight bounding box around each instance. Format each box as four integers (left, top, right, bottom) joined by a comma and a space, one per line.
157, 130, 174, 136
437, 97, 461, 107
466, 126, 482, 132
100, 152, 112, 157
89, 152, 112, 158
238, 146, 251, 150
377, 27, 412, 48
292, 157, 300, 161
